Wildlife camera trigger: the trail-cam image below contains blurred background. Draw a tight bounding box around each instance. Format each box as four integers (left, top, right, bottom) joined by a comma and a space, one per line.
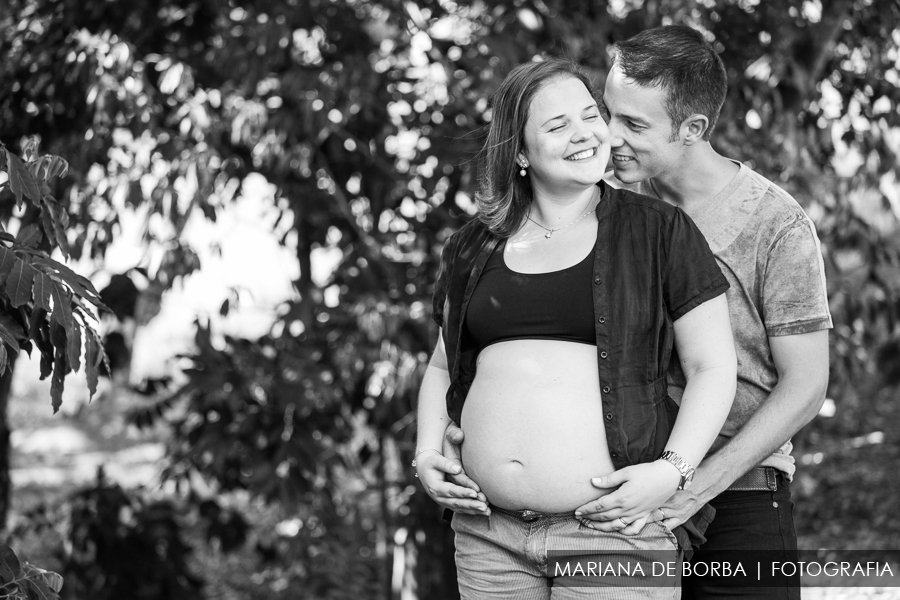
0, 0, 898, 598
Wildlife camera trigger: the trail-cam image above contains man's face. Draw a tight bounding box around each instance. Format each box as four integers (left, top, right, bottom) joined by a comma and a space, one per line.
603, 65, 684, 184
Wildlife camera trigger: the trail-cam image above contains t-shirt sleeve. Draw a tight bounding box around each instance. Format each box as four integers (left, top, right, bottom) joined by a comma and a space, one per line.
431, 233, 457, 328
763, 216, 833, 336
665, 208, 730, 321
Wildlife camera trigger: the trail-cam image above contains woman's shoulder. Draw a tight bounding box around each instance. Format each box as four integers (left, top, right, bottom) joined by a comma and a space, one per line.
605, 184, 681, 221
442, 216, 494, 256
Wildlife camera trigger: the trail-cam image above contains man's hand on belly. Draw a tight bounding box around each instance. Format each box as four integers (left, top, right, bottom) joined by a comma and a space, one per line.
416, 449, 490, 515
436, 422, 490, 512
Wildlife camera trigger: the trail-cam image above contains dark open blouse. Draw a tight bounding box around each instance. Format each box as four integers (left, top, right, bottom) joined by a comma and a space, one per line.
431, 182, 730, 550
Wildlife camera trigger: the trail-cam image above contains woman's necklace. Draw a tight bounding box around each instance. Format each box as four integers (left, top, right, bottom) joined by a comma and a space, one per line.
526, 194, 599, 239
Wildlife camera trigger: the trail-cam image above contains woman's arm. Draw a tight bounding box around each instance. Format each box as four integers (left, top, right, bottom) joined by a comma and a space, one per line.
663, 293, 737, 471
415, 332, 490, 515
574, 294, 736, 529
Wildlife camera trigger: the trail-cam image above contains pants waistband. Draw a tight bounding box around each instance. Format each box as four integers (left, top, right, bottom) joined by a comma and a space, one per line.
490, 506, 575, 523
727, 466, 785, 491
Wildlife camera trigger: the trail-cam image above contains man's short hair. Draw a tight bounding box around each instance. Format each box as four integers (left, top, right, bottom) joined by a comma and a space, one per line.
612, 25, 727, 141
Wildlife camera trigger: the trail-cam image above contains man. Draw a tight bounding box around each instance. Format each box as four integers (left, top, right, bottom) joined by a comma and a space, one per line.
442, 25, 831, 599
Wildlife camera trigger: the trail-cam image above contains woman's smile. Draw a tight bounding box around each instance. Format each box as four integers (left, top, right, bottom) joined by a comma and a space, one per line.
565, 147, 598, 161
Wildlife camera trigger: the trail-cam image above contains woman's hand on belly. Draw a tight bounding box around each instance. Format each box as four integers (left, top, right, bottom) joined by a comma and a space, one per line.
573, 461, 681, 531
415, 450, 491, 516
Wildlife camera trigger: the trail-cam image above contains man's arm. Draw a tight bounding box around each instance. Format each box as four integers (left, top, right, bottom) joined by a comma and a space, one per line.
658, 329, 829, 528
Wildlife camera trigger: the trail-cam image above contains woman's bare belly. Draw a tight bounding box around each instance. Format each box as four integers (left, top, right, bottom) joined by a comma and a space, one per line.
460, 340, 616, 513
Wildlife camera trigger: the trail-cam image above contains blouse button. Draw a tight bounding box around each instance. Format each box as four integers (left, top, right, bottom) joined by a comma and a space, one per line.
594, 277, 602, 284
610, 452, 618, 458
605, 412, 613, 421
600, 351, 608, 359
598, 317, 606, 324
602, 386, 611, 393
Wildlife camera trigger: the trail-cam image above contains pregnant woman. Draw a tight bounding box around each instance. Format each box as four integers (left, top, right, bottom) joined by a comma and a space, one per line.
414, 58, 737, 599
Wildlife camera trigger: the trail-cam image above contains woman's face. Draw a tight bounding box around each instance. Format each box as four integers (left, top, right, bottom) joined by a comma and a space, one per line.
518, 76, 610, 193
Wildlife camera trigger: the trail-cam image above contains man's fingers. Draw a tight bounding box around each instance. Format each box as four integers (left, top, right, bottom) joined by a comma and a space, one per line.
434, 456, 462, 475
661, 517, 681, 530
447, 428, 465, 444
447, 469, 482, 492
622, 514, 649, 535
579, 517, 625, 532
439, 497, 490, 515
438, 481, 480, 499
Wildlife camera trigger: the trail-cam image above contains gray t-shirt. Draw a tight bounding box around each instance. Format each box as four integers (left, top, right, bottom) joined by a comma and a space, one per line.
625, 163, 832, 478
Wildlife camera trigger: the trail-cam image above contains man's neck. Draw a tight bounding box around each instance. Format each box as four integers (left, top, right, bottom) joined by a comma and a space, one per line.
647, 146, 740, 217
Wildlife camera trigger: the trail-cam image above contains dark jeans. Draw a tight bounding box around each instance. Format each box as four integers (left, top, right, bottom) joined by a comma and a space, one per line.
682, 478, 800, 600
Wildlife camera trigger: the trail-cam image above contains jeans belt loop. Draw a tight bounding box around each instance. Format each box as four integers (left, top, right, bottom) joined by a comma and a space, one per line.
766, 467, 777, 491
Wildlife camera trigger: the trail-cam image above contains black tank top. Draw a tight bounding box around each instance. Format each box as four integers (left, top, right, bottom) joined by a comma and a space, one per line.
464, 238, 596, 352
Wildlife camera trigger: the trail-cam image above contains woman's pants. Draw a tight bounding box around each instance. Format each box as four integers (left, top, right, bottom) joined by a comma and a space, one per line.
453, 509, 682, 599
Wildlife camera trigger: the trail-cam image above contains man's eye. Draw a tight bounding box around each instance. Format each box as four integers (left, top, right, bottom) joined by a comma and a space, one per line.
628, 121, 643, 130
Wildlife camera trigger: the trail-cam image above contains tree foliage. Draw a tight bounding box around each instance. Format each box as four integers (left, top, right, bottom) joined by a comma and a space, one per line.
0, 139, 107, 411
0, 541, 62, 600
2, 0, 899, 597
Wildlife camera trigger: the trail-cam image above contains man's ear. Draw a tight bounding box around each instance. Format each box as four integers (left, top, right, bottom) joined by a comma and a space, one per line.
680, 114, 709, 145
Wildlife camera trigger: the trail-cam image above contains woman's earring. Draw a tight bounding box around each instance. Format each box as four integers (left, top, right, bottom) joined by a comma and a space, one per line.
518, 161, 528, 176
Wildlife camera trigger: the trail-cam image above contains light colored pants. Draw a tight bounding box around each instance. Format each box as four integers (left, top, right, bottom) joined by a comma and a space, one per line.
452, 509, 681, 599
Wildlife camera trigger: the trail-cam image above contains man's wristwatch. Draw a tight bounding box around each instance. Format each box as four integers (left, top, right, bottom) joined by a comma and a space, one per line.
658, 450, 695, 490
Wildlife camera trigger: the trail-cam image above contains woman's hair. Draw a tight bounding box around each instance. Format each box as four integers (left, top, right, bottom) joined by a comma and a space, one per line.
475, 58, 595, 237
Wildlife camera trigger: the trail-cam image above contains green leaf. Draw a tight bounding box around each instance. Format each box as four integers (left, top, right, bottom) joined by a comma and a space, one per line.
33, 272, 52, 311
21, 563, 62, 598
40, 570, 63, 594
49, 279, 75, 333
45, 156, 68, 180
23, 574, 58, 600
0, 541, 23, 583
67, 321, 81, 373
40, 204, 55, 253
0, 246, 16, 286
0, 316, 22, 353
51, 341, 66, 413
31, 257, 104, 309
29, 311, 53, 381
21, 136, 40, 162
6, 258, 36, 307
85, 328, 100, 399
42, 198, 70, 259
49, 323, 70, 376
16, 224, 42, 249
4, 149, 42, 207
31, 155, 68, 183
